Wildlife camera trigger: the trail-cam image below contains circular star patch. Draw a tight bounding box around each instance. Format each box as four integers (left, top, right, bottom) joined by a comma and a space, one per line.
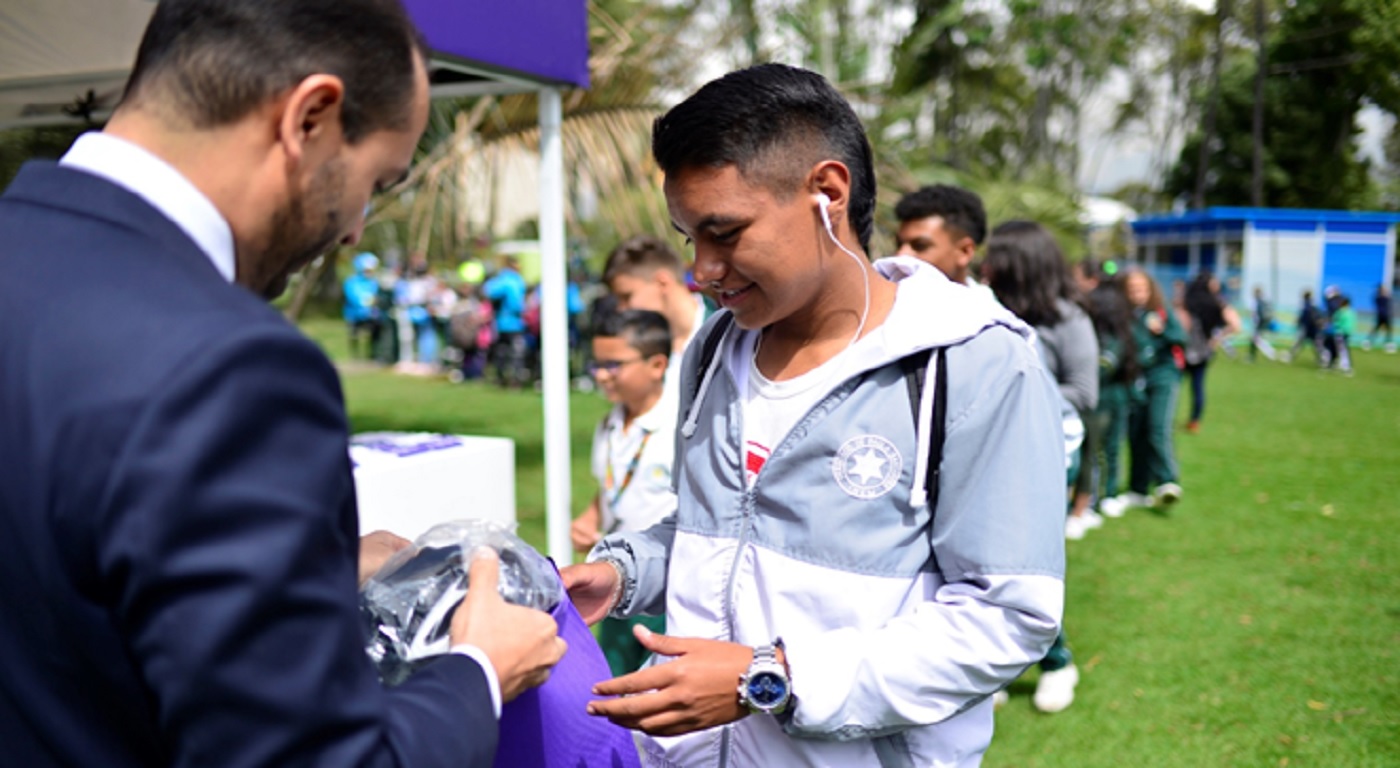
831, 434, 903, 499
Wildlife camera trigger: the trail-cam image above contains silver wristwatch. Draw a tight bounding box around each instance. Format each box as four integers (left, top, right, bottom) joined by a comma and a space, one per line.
737, 639, 792, 715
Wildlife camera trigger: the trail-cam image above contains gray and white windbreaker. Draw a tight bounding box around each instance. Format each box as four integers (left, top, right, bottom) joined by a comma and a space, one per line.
592, 257, 1066, 767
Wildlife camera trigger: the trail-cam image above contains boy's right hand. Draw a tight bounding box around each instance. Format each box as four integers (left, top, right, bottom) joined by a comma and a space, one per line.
560, 562, 619, 626
450, 548, 567, 702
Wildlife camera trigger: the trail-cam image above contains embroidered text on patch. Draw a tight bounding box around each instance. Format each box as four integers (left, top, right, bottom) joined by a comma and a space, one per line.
831, 434, 902, 499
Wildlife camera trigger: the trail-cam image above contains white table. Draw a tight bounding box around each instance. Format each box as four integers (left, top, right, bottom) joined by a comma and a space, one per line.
350, 432, 516, 541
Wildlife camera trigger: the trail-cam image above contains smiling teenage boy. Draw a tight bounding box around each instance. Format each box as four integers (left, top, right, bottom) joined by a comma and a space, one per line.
571, 309, 677, 675
563, 63, 1065, 767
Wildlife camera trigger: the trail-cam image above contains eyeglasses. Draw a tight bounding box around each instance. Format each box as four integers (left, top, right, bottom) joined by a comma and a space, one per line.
587, 358, 645, 375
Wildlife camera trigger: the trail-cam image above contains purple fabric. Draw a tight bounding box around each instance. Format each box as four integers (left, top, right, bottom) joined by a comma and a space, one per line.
402, 0, 590, 89
494, 583, 640, 768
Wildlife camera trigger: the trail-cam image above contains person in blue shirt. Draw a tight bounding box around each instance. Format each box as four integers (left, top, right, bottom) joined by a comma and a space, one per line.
343, 252, 382, 359
484, 255, 529, 387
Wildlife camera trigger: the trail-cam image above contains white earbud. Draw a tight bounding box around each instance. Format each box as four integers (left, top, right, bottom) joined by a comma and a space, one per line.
814, 193, 833, 232
811, 191, 870, 350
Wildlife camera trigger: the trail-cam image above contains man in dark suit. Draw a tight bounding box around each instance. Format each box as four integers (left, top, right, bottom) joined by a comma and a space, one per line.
0, 1, 565, 765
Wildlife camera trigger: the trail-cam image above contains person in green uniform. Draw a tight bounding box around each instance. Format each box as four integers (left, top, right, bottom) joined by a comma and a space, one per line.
1103, 268, 1187, 514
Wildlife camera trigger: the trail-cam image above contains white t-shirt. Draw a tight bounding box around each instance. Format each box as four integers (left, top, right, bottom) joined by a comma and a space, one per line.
730, 328, 887, 487
590, 390, 679, 534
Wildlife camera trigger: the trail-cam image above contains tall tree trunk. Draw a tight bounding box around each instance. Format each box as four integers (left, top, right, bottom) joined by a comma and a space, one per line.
1251, 0, 1267, 207
1194, 0, 1232, 209
283, 251, 339, 322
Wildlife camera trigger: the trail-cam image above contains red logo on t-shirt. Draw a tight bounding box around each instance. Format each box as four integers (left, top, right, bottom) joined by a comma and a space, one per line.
745, 441, 771, 485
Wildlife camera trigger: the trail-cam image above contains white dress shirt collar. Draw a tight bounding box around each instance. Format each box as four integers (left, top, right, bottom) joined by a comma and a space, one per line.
60, 132, 237, 283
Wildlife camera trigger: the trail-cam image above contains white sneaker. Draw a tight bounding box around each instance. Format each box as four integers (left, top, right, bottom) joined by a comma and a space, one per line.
1098, 495, 1127, 518
1081, 510, 1104, 530
1065, 515, 1087, 540
1033, 664, 1079, 713
992, 689, 1009, 708
1153, 482, 1183, 509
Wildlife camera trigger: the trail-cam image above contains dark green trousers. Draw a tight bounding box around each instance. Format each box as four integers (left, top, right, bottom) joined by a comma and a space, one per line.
1039, 632, 1073, 672
1127, 372, 1180, 494
598, 614, 666, 677
1095, 387, 1130, 499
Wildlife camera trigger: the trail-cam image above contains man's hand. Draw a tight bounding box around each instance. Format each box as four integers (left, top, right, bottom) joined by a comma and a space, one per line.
585, 625, 753, 736
451, 548, 567, 702
560, 561, 619, 626
358, 530, 410, 587
571, 502, 601, 554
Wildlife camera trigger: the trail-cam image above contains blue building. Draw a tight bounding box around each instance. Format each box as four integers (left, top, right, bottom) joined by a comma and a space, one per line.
1130, 207, 1400, 318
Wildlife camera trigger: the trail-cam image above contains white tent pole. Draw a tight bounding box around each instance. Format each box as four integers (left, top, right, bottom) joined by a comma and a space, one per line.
538, 87, 573, 565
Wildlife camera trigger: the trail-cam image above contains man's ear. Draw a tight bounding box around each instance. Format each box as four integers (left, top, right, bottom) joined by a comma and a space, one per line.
652, 268, 678, 290
807, 160, 853, 227
955, 236, 979, 268
277, 74, 347, 167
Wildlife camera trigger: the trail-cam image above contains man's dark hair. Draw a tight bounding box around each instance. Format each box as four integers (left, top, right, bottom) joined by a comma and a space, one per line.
893, 185, 987, 246
982, 220, 1077, 327
603, 235, 685, 284
651, 63, 877, 251
122, 0, 425, 143
594, 309, 672, 362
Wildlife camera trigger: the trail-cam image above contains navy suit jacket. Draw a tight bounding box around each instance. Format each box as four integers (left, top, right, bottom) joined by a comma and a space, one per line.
0, 162, 497, 766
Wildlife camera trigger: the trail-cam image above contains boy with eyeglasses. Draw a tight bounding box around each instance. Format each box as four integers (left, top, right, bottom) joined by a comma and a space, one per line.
572, 309, 677, 675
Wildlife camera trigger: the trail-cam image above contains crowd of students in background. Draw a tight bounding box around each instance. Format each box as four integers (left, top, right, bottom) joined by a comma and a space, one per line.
341, 250, 592, 388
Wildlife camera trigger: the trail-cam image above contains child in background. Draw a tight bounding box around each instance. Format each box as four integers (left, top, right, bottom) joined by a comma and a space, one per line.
571, 309, 676, 675
1102, 269, 1187, 516
1287, 289, 1323, 365
1332, 296, 1356, 375
1084, 275, 1140, 517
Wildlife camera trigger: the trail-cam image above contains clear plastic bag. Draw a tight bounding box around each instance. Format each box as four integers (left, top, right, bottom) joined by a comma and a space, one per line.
360, 520, 562, 685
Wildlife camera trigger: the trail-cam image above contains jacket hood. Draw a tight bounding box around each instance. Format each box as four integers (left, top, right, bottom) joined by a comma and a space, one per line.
839, 255, 1034, 375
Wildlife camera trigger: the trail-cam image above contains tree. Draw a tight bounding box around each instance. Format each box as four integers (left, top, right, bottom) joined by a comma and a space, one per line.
1167, 0, 1400, 209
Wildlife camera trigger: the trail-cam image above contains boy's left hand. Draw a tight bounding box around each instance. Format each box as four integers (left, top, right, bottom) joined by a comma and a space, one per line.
586, 624, 752, 735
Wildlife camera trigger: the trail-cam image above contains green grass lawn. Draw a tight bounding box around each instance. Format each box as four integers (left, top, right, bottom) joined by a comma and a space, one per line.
304, 318, 1399, 766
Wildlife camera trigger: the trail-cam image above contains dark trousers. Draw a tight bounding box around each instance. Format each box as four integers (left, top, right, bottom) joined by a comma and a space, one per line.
1185, 362, 1208, 423
598, 615, 666, 677
1127, 374, 1180, 494
491, 332, 528, 387
1097, 396, 1128, 499
1040, 632, 1073, 672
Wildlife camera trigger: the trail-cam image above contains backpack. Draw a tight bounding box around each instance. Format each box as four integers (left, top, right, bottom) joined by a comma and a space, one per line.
1183, 313, 1212, 366
688, 312, 949, 510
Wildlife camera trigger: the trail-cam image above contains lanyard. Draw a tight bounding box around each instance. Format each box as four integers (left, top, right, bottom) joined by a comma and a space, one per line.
604, 426, 653, 510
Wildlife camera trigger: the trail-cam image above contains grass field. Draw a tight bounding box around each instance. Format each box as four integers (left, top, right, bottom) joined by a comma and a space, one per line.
304, 318, 1399, 767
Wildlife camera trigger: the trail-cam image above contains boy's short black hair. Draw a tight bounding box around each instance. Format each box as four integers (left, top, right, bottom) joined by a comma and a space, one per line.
651, 63, 877, 251
893, 185, 987, 246
594, 309, 672, 362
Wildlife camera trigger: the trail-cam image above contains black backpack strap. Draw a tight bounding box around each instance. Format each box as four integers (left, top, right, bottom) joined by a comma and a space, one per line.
899, 347, 948, 510
690, 311, 735, 404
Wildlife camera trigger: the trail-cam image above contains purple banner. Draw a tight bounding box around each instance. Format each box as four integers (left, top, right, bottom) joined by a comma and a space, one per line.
403, 0, 590, 89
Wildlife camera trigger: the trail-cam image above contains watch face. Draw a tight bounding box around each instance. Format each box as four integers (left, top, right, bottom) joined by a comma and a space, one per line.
746, 670, 789, 707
